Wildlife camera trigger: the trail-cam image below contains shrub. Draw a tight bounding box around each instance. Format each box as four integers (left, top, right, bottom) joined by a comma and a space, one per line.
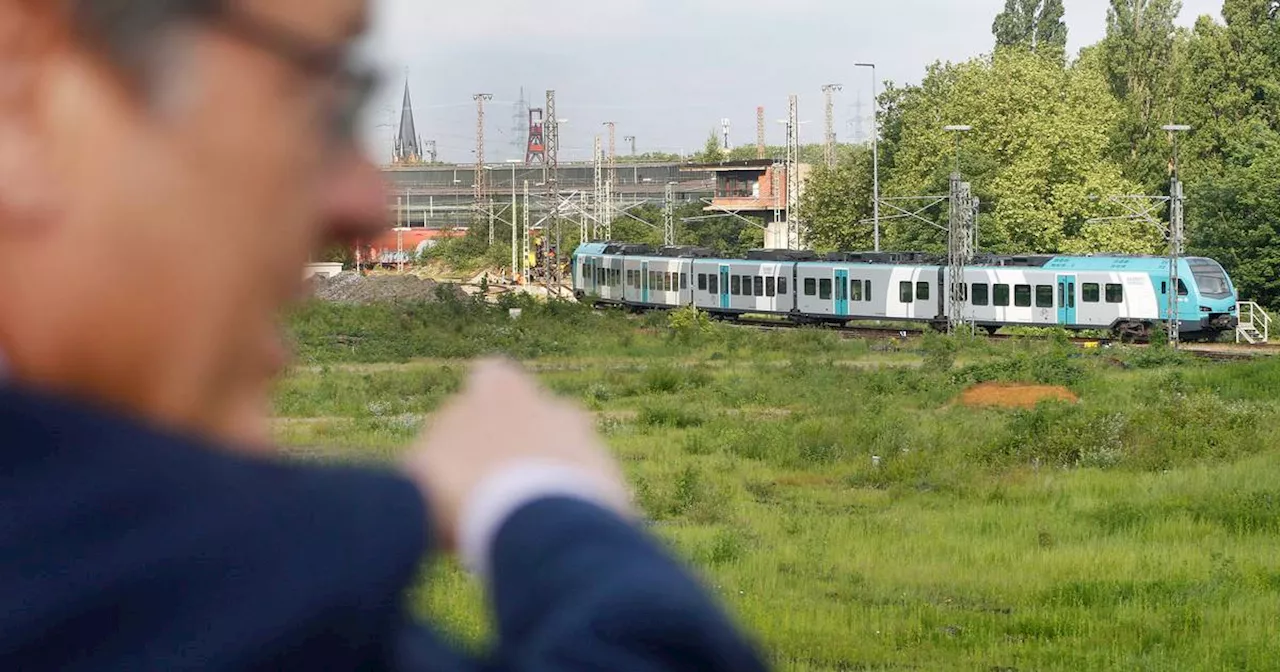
668, 305, 714, 344
921, 332, 959, 372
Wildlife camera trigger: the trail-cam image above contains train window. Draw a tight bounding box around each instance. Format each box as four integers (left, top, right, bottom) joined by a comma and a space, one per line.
1014, 285, 1032, 307
972, 283, 989, 306
916, 282, 930, 301
994, 284, 1010, 306
766, 277, 776, 297
959, 283, 968, 301
697, 273, 707, 291
681, 273, 688, 290
634, 271, 641, 289
1178, 279, 1188, 296
851, 279, 863, 301
804, 278, 817, 296
1106, 283, 1124, 303
865, 280, 871, 301
708, 274, 719, 294
731, 275, 741, 295
819, 278, 833, 300
754, 276, 765, 297
668, 273, 676, 291
741, 276, 751, 295
1083, 283, 1100, 302
1036, 285, 1054, 308
779, 277, 788, 295
835, 278, 847, 301
899, 281, 913, 303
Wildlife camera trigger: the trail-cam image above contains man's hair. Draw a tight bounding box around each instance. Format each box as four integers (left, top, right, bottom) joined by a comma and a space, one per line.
67, 0, 218, 76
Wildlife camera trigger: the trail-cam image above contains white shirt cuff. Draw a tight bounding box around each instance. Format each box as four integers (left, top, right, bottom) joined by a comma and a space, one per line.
457, 461, 612, 581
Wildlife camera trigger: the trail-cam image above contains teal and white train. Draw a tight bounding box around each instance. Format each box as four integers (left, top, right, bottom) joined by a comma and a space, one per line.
572, 243, 1240, 340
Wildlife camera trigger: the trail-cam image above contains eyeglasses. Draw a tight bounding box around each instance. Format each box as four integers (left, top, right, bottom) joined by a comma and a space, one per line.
200, 2, 379, 149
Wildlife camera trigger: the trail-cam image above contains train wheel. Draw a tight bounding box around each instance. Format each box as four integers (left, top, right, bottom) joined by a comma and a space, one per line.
1113, 321, 1150, 343
983, 325, 1000, 336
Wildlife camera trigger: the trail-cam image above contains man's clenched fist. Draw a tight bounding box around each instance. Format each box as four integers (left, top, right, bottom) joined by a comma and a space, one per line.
403, 358, 634, 555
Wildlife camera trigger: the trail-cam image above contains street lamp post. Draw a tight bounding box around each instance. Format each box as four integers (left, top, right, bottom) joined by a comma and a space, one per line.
855, 62, 880, 252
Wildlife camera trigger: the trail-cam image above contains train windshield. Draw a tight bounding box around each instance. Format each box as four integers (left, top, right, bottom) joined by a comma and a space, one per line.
1188, 258, 1233, 299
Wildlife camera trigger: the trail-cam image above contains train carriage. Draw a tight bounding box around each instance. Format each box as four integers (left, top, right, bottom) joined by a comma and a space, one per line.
573, 243, 1239, 339
690, 259, 793, 316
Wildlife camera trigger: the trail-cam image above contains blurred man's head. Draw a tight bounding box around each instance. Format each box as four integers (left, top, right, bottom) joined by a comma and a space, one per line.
0, 0, 387, 446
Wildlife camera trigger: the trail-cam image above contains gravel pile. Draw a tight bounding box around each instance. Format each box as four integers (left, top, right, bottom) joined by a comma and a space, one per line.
310, 272, 466, 304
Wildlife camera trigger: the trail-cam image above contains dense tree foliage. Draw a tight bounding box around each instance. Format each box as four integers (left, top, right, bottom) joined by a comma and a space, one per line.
993, 0, 1069, 60
794, 0, 1280, 306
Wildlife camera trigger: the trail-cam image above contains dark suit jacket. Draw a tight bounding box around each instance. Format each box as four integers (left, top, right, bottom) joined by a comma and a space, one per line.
0, 388, 768, 671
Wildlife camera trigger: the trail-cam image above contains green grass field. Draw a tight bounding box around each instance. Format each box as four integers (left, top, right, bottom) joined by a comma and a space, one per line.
279, 295, 1280, 671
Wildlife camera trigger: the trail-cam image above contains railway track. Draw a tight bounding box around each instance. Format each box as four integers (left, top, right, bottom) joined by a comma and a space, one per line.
728, 316, 1278, 361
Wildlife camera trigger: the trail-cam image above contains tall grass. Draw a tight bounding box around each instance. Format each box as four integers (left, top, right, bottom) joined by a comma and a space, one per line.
280, 301, 1280, 671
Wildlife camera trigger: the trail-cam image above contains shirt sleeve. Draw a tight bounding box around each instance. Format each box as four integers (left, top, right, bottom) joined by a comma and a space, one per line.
457, 460, 616, 580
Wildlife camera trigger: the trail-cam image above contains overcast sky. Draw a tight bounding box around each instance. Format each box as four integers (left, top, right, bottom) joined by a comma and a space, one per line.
359, 0, 1224, 164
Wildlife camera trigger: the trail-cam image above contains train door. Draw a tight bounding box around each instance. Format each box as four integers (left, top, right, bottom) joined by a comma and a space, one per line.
1057, 275, 1076, 326
834, 269, 849, 316
719, 265, 730, 309
641, 261, 649, 304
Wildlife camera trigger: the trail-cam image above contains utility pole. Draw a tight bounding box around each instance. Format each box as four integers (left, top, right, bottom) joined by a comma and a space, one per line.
522, 179, 531, 283
473, 93, 493, 226
771, 161, 783, 232
510, 87, 527, 160
591, 135, 603, 241
756, 107, 766, 160
786, 94, 801, 249
1162, 124, 1191, 348
663, 181, 676, 246
545, 89, 561, 287
624, 135, 637, 157
604, 122, 616, 240
944, 125, 974, 335
822, 83, 843, 169
855, 63, 880, 251
851, 93, 865, 144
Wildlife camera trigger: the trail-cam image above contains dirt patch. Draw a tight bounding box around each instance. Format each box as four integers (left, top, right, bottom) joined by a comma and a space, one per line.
958, 382, 1079, 409
310, 272, 466, 304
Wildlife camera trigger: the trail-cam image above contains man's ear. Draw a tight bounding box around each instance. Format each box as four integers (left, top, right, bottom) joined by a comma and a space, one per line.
0, 1, 61, 236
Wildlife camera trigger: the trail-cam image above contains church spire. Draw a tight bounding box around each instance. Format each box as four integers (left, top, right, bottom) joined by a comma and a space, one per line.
394, 79, 422, 164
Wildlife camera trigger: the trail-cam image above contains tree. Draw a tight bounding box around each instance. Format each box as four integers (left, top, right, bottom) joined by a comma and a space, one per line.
1099, 0, 1185, 190
1190, 125, 1280, 307
1176, 1, 1280, 305
880, 50, 1144, 254
797, 146, 875, 251
993, 0, 1068, 59
694, 129, 725, 163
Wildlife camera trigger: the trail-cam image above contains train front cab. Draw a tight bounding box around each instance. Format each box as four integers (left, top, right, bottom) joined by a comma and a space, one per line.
1182, 257, 1239, 337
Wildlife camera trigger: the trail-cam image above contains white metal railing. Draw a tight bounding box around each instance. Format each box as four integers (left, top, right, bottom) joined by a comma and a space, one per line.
1237, 301, 1271, 344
